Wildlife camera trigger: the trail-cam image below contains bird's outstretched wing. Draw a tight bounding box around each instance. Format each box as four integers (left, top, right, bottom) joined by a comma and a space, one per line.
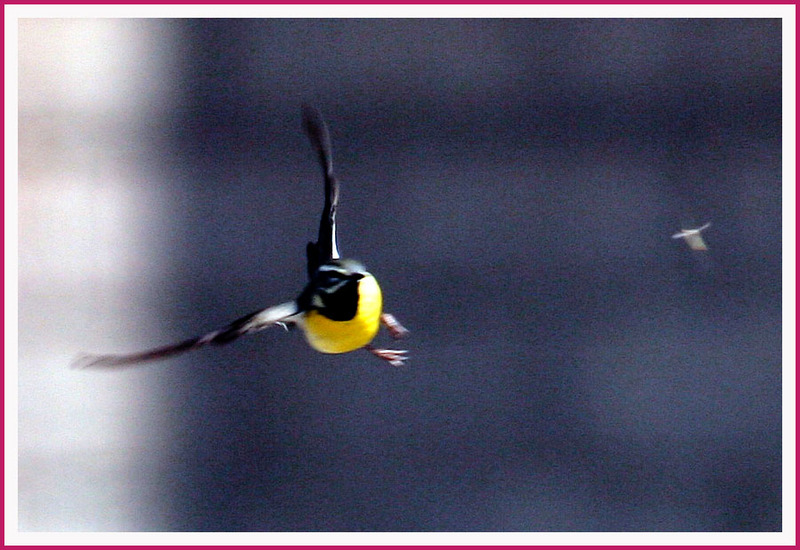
72, 301, 300, 369
302, 105, 340, 278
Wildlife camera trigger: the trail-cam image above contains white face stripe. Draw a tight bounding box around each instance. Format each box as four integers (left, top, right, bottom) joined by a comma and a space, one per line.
319, 279, 349, 295
317, 260, 368, 275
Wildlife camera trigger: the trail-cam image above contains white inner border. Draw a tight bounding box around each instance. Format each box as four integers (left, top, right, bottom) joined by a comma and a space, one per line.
6, 3, 795, 547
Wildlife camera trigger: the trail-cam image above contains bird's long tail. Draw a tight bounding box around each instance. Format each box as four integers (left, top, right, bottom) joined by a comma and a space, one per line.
302, 105, 340, 278
72, 301, 300, 369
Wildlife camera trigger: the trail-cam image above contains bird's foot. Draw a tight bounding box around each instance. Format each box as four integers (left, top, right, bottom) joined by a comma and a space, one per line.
366, 345, 408, 367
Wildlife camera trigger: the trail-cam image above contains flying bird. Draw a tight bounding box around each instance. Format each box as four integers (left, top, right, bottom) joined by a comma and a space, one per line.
74, 106, 408, 369
672, 222, 711, 251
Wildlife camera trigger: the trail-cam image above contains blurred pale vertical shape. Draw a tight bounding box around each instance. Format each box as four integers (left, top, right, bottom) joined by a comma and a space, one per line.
18, 19, 182, 530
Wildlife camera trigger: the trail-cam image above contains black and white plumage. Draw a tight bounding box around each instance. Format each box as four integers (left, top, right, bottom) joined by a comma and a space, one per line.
73, 106, 407, 369
72, 302, 301, 368
303, 104, 341, 276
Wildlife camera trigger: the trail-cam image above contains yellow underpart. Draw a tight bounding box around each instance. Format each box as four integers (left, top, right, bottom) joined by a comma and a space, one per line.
301, 274, 383, 354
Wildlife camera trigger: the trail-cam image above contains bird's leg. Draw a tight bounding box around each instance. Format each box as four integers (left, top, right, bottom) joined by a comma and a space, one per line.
365, 345, 408, 367
366, 314, 408, 366
380, 313, 408, 340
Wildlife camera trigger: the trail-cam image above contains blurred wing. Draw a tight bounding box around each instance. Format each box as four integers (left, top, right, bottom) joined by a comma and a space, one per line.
73, 301, 300, 369
302, 104, 340, 277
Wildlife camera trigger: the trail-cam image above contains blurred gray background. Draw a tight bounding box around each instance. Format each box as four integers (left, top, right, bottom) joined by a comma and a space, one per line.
18, 18, 782, 531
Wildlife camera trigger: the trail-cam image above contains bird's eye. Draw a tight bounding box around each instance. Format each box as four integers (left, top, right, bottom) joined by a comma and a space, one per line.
320, 271, 344, 285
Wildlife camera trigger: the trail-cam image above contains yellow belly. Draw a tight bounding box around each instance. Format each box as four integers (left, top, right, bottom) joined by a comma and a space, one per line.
301, 274, 383, 354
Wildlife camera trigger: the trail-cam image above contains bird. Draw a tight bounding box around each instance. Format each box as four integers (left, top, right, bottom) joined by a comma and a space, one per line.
671, 222, 711, 251
73, 105, 408, 369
